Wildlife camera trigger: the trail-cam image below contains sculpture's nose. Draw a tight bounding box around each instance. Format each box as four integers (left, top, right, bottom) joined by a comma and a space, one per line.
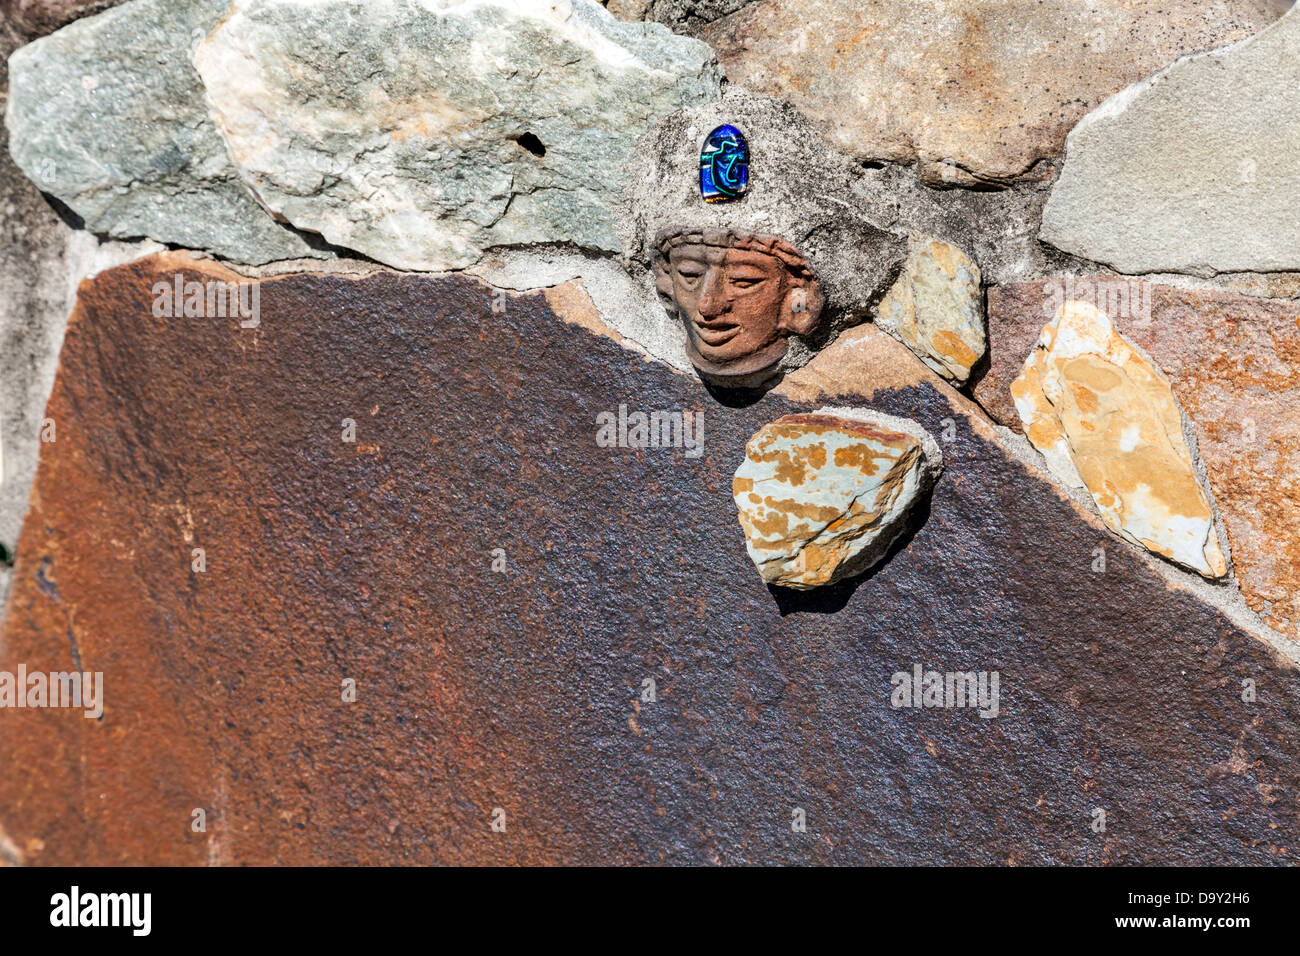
697, 268, 730, 318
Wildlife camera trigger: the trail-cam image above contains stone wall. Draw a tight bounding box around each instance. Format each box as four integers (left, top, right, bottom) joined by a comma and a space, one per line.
0, 0, 1297, 865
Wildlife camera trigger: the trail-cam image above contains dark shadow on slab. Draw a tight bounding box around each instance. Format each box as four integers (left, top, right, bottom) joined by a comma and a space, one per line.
768, 494, 932, 615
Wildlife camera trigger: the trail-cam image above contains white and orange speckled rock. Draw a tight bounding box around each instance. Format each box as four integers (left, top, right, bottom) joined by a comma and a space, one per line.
732, 406, 942, 589
1012, 300, 1228, 579
875, 234, 985, 385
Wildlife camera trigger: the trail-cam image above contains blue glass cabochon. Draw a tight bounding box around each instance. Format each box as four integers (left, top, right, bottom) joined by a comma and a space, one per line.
700, 124, 749, 203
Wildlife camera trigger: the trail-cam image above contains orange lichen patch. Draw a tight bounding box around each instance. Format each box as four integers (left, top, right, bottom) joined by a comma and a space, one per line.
778, 413, 908, 446
927, 240, 961, 276
1025, 419, 1063, 452
1012, 347, 1085, 489
747, 428, 829, 487
832, 442, 884, 474
1067, 380, 1099, 415
1013, 300, 1226, 578
759, 496, 845, 524
931, 329, 978, 369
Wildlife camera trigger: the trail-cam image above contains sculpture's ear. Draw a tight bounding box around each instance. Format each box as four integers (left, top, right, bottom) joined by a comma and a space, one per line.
653, 257, 676, 311
780, 276, 825, 337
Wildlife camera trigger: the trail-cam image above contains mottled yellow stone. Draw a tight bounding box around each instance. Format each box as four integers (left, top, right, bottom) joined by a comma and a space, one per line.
875, 234, 984, 384
732, 406, 942, 589
1012, 300, 1227, 578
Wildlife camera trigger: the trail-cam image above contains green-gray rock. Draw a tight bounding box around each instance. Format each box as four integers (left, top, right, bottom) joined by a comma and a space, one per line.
1040, 7, 1300, 275
193, 0, 723, 271
5, 0, 317, 263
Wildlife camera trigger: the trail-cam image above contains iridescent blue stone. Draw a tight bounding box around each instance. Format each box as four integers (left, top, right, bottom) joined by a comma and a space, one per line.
700, 124, 749, 203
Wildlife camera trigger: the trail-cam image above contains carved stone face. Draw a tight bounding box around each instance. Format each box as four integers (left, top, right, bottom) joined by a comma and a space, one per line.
654, 229, 824, 383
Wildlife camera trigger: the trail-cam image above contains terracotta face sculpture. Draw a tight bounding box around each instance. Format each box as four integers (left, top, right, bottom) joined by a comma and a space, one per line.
654, 228, 825, 383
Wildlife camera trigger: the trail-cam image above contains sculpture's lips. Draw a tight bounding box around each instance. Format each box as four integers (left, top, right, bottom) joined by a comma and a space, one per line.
693, 318, 740, 346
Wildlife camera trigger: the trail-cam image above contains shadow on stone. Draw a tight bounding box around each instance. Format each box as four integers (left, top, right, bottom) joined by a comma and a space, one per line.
701, 376, 781, 408
767, 493, 932, 615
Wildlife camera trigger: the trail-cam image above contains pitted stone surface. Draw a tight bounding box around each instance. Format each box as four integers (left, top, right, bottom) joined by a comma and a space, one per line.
2, 254, 1297, 865
1, 0, 125, 35
0, 14, 164, 605
4, 0, 316, 263
603, 0, 753, 34
734, 407, 942, 589
194, 0, 722, 271
1040, 5, 1300, 274
1012, 300, 1227, 578
702, 0, 1283, 185
875, 234, 984, 384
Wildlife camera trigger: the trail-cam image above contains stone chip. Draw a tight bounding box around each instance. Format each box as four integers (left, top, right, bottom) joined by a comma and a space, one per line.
982, 277, 1300, 637
1040, 5, 1300, 274
1012, 300, 1228, 578
733, 407, 942, 589
4, 0, 317, 263
875, 233, 984, 385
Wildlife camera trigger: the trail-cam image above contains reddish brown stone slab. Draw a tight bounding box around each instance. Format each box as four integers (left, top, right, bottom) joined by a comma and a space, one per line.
980, 279, 1300, 638
1, 254, 1297, 865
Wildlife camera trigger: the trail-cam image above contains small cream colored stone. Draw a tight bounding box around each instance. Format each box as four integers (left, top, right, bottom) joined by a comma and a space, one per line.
875, 234, 984, 384
1012, 300, 1227, 578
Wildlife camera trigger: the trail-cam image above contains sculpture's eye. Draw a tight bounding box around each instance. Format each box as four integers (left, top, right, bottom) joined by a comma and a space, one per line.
675, 263, 706, 288
731, 276, 765, 290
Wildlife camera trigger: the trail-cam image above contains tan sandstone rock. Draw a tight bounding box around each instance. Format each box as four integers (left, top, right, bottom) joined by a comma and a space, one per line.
702, 0, 1283, 185
733, 407, 942, 589
982, 278, 1300, 636
1012, 301, 1227, 578
875, 234, 984, 384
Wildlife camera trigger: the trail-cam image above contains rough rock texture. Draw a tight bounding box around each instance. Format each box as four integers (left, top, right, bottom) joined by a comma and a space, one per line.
1011, 301, 1227, 579
1040, 6, 1300, 274
0, 14, 51, 597
601, 0, 757, 35
194, 0, 722, 272
619, 89, 907, 374
2, 254, 1297, 865
733, 408, 941, 589
0, 0, 123, 35
702, 0, 1284, 186
982, 278, 1300, 637
603, 0, 653, 18
0, 14, 161, 605
875, 234, 984, 384
4, 0, 316, 263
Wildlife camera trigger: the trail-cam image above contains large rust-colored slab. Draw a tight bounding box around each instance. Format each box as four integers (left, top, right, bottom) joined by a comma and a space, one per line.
1, 254, 1296, 865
